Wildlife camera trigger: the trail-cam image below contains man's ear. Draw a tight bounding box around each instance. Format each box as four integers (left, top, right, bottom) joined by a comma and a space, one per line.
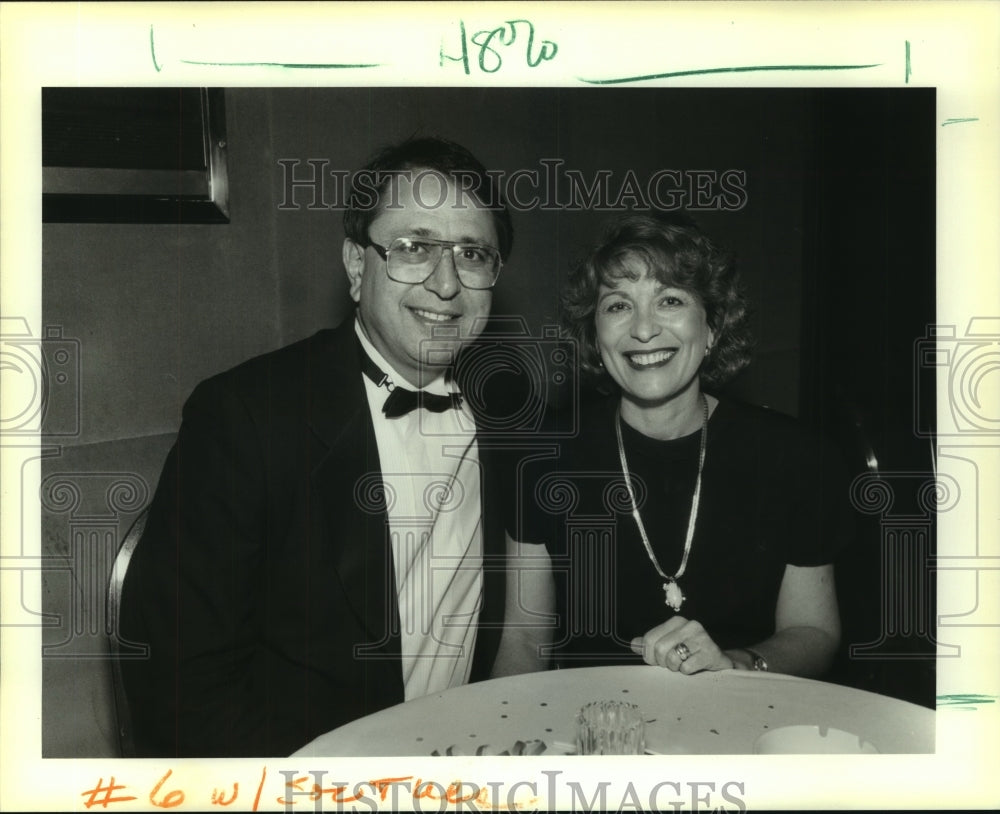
343, 239, 365, 303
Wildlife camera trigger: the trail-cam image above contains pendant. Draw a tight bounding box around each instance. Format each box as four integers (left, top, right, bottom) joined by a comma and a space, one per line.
663, 579, 684, 612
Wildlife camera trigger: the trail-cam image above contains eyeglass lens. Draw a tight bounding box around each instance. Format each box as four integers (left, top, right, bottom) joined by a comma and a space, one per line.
386, 238, 499, 289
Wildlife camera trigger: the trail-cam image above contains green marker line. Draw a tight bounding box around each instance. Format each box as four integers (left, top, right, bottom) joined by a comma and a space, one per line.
150, 25, 161, 73
941, 117, 980, 126
578, 63, 882, 85
180, 59, 381, 69
149, 24, 378, 71
905, 40, 911, 84
937, 693, 997, 709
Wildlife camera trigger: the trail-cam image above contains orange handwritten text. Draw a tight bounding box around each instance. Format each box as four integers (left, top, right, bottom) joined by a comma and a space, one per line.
276, 774, 365, 805
149, 769, 185, 808
279, 773, 537, 810
210, 781, 238, 806
80, 767, 268, 811
81, 777, 138, 809
81, 768, 536, 811
369, 776, 414, 801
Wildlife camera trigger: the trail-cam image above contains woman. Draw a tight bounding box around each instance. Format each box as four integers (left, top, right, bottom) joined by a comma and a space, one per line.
494, 213, 851, 678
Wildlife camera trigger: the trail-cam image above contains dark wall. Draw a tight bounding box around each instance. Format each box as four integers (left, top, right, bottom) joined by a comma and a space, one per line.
41, 87, 934, 755
799, 89, 938, 708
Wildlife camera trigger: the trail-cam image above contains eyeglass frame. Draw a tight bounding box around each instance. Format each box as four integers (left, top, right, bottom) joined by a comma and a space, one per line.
367, 236, 504, 290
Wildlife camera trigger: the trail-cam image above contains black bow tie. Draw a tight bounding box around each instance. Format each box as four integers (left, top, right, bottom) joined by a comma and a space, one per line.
359, 346, 463, 418
381, 387, 463, 418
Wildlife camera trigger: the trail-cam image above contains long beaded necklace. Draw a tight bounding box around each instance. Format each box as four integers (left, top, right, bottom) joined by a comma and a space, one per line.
614, 393, 708, 612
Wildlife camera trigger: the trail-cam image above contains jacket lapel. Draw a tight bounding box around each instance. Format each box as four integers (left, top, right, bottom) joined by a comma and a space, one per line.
306, 321, 400, 659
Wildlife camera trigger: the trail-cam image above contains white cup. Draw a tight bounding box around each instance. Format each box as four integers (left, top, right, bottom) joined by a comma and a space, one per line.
754, 725, 879, 754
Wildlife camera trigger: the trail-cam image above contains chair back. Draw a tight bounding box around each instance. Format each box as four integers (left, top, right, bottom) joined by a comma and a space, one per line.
107, 506, 149, 758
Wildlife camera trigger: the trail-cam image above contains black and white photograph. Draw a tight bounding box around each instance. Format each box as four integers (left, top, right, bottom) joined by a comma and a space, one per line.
2, 3, 999, 812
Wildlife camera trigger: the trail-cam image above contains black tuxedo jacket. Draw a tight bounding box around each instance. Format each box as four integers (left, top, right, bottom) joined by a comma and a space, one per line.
120, 319, 508, 757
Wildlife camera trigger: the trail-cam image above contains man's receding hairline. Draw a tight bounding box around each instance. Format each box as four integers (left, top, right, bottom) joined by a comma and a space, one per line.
367, 168, 500, 238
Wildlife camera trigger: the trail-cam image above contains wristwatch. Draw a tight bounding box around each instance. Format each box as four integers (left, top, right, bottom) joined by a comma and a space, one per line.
743, 647, 768, 672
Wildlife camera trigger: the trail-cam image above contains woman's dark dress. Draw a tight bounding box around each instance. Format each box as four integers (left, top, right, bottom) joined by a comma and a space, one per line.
513, 395, 853, 666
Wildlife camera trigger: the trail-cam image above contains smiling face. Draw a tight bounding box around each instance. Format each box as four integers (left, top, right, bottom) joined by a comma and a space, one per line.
594, 253, 715, 423
343, 170, 497, 387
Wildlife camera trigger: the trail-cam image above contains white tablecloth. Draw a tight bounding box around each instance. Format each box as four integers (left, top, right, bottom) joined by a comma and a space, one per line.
292, 665, 934, 756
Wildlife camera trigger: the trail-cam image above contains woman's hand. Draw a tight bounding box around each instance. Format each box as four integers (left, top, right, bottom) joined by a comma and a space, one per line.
630, 616, 734, 674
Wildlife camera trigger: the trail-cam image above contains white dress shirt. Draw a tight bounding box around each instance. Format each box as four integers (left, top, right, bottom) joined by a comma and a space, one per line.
355, 320, 483, 700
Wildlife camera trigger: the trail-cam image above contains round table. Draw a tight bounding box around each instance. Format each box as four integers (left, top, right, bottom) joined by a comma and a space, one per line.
292, 666, 934, 756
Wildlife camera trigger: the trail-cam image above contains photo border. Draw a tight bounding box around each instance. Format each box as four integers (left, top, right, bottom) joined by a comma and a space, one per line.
2, 2, 998, 811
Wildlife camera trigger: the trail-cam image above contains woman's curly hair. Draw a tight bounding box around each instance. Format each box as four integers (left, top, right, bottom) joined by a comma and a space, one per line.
562, 212, 754, 390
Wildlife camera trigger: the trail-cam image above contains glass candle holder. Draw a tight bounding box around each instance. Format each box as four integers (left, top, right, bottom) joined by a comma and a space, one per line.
575, 700, 645, 755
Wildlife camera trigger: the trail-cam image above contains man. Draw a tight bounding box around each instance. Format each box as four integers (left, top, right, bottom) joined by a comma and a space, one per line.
120, 137, 514, 757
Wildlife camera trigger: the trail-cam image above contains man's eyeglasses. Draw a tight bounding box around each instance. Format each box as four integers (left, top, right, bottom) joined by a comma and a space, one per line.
368, 236, 502, 290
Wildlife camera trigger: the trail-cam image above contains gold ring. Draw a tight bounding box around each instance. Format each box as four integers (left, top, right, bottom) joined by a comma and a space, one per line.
674, 642, 691, 661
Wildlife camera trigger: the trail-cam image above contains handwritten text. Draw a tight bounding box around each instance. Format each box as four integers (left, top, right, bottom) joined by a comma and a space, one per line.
441, 20, 557, 75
